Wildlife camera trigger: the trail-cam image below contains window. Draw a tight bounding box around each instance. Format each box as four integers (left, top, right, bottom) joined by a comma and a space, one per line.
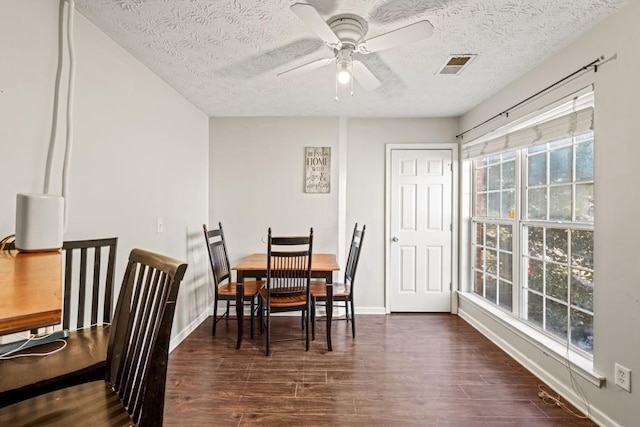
467, 91, 594, 355
473, 153, 516, 310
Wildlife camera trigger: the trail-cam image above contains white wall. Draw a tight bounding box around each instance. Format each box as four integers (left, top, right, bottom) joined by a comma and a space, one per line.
209, 117, 340, 264
0, 1, 210, 346
209, 117, 459, 311
458, 2, 640, 426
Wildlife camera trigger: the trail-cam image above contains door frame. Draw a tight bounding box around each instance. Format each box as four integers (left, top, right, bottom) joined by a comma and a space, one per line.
385, 143, 460, 314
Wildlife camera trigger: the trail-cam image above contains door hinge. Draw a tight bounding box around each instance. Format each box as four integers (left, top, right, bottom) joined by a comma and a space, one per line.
450, 282, 453, 291
450, 223, 453, 231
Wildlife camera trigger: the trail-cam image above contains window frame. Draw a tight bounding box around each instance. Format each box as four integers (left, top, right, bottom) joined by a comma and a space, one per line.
470, 130, 594, 357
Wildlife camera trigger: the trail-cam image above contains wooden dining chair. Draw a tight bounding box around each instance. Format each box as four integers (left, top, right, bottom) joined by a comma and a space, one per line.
0, 248, 188, 427
259, 228, 313, 356
203, 223, 264, 349
311, 223, 365, 344
0, 237, 118, 406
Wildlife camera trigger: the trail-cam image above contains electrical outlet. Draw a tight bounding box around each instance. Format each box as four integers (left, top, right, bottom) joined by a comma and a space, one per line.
615, 363, 631, 392
156, 218, 164, 233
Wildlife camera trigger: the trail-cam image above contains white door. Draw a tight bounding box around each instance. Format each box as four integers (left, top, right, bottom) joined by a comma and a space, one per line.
389, 149, 453, 312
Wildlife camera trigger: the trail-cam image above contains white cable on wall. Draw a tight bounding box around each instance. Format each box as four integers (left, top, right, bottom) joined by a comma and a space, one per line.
15, 0, 74, 251
42, 0, 75, 229
43, 1, 65, 195
61, 0, 75, 230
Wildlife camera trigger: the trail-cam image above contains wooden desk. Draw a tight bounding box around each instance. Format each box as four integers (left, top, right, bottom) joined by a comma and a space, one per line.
0, 251, 62, 336
233, 253, 340, 284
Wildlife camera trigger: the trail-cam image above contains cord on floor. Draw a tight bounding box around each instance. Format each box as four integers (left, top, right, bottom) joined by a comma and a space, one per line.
537, 384, 589, 419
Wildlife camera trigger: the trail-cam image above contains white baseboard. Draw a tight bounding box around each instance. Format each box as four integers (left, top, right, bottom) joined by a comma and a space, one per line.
169, 308, 210, 353
355, 306, 386, 315
315, 304, 386, 316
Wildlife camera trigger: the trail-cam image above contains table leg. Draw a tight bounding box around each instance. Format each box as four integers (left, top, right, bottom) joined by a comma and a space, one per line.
326, 283, 333, 352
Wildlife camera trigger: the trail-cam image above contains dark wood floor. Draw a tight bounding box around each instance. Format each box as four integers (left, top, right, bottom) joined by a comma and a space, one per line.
164, 313, 596, 426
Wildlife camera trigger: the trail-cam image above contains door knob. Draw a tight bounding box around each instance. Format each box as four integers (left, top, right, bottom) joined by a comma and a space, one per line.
392, 236, 399, 242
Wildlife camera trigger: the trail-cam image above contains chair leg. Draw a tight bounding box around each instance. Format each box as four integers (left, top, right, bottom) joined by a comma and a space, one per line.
259, 298, 264, 335
235, 284, 244, 350
326, 286, 333, 351
265, 306, 270, 356
305, 304, 310, 352
212, 296, 218, 336
250, 297, 255, 339
226, 300, 230, 319
350, 297, 356, 338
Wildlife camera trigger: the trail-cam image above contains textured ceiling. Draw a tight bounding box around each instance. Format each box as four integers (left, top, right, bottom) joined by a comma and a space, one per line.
74, 0, 627, 118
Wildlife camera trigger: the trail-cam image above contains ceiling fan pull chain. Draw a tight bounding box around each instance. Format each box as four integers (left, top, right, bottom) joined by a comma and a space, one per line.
350, 60, 354, 96
335, 62, 339, 101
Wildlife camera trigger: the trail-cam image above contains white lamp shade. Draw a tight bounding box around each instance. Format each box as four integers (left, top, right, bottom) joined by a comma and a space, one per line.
337, 68, 351, 84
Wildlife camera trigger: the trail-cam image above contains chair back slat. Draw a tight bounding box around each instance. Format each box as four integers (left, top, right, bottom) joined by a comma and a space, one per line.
91, 246, 102, 325
77, 247, 88, 328
266, 228, 313, 297
106, 248, 187, 426
104, 241, 117, 323
344, 224, 366, 287
111, 262, 145, 393
61, 238, 118, 330
271, 236, 310, 246
203, 223, 232, 290
63, 251, 74, 330
118, 263, 156, 407
211, 241, 231, 283
129, 269, 167, 422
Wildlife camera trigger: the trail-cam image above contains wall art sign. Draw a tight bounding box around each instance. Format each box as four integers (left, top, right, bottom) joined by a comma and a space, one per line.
304, 146, 330, 193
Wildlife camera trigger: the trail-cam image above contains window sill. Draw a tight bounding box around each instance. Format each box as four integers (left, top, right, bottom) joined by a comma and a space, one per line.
457, 292, 605, 387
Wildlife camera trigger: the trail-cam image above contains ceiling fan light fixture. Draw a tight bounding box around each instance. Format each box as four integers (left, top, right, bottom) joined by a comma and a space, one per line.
337, 64, 351, 84
335, 48, 354, 100
336, 46, 354, 86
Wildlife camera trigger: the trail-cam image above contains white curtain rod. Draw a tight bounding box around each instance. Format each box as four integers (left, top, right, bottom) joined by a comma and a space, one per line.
456, 54, 617, 140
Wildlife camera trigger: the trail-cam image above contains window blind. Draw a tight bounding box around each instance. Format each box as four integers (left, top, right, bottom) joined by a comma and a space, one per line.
462, 89, 594, 160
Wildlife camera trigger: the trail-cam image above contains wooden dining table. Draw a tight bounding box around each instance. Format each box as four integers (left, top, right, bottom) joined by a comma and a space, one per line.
0, 251, 62, 337
231, 253, 339, 350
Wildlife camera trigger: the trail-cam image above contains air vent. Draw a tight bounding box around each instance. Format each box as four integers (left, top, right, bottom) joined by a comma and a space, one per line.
437, 54, 476, 75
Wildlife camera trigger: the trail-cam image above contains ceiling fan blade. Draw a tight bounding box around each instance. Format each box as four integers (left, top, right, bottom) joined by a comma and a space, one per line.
352, 61, 381, 90
358, 20, 434, 54
291, 3, 341, 46
277, 57, 334, 78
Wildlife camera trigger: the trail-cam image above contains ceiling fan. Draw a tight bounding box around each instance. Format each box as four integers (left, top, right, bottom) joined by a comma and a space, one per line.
279, 2, 434, 96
